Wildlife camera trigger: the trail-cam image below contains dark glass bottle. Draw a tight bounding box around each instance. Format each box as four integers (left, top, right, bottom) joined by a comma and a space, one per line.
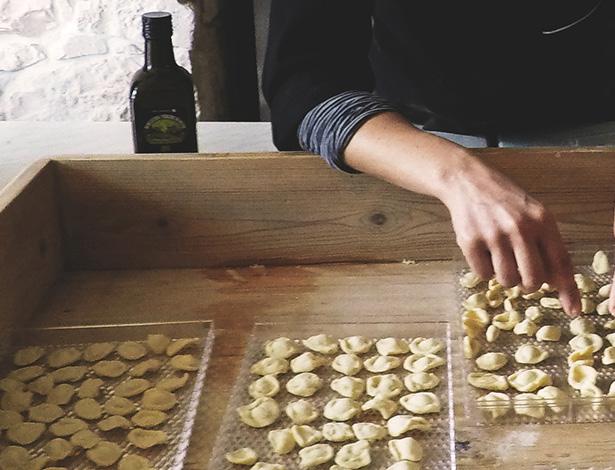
130, 12, 198, 153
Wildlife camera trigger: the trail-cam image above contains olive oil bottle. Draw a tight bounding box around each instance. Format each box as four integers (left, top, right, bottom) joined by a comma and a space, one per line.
130, 12, 198, 153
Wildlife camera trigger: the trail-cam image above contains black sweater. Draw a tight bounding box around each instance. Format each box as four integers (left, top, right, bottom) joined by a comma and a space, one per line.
263, 1, 615, 150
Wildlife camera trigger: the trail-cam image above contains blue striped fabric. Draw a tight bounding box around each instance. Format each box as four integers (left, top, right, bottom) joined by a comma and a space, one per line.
298, 90, 397, 173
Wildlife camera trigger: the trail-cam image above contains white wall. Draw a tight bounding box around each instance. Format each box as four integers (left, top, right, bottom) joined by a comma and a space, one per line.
0, 0, 194, 121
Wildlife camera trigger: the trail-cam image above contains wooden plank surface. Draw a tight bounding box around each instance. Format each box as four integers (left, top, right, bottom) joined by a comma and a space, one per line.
55, 148, 615, 270
0, 159, 63, 331
29, 263, 615, 469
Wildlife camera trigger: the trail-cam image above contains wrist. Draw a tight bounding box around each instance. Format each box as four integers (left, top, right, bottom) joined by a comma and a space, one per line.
430, 148, 481, 205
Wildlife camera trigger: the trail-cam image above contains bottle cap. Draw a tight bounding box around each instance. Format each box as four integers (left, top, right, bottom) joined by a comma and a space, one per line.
142, 11, 173, 39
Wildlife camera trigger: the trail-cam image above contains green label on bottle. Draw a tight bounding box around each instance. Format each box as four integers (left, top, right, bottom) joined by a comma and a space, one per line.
144, 113, 187, 145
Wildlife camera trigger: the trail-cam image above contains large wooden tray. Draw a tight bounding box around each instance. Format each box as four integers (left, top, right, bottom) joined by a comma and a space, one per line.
2, 149, 615, 469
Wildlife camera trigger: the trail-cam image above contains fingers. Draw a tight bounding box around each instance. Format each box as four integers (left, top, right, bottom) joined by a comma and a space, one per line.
489, 238, 521, 288
461, 239, 494, 281
512, 237, 546, 293
540, 233, 580, 316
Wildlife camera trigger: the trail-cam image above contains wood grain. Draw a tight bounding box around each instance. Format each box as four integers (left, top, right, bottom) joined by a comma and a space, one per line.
28, 263, 615, 469
55, 149, 615, 270
0, 159, 63, 331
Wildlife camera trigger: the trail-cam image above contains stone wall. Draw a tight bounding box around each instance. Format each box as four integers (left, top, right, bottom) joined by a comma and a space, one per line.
0, 0, 195, 121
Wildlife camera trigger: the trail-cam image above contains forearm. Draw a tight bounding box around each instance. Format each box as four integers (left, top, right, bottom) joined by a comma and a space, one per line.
343, 111, 475, 202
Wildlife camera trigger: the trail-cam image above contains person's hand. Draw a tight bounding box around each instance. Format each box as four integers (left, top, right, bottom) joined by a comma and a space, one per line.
439, 151, 580, 315
609, 209, 615, 314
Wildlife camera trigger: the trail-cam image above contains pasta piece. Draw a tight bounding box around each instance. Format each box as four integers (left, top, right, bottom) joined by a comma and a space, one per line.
476, 392, 511, 419
286, 373, 322, 397
569, 334, 603, 353
400, 392, 441, 414
463, 336, 481, 359
540, 282, 556, 293
14, 346, 45, 367
459, 271, 483, 288
334, 440, 371, 469
70, 429, 101, 449
127, 429, 168, 449
513, 319, 538, 337
48, 348, 81, 368
92, 360, 128, 378
386, 415, 430, 437
51, 366, 88, 383
86, 441, 122, 467
302, 335, 338, 355
486, 288, 504, 308
574, 273, 597, 293
492, 310, 521, 331
524, 306, 543, 323
388, 436, 423, 462
157, 373, 189, 392
331, 354, 363, 376
285, 399, 319, 425
0, 410, 22, 430
361, 396, 398, 419
606, 333, 615, 347
593, 250, 611, 274
44, 438, 74, 461
330, 377, 365, 399
462, 308, 490, 337
98, 415, 131, 431
605, 319, 615, 330
250, 358, 289, 376
535, 325, 561, 342
403, 372, 440, 392
568, 363, 598, 390
467, 372, 509, 391
504, 285, 522, 298
364, 355, 401, 373
28, 375, 54, 396
402, 353, 444, 373
169, 354, 199, 372
463, 293, 488, 310
503, 297, 519, 312
268, 428, 295, 454
408, 337, 443, 355
570, 317, 595, 335
540, 297, 562, 310
323, 398, 360, 422
74, 398, 103, 420
581, 298, 596, 315
83, 342, 115, 362
146, 334, 170, 355
9, 365, 44, 383
597, 299, 610, 316
475, 352, 508, 371
599, 283, 612, 298
28, 403, 63, 423
264, 338, 301, 359
129, 358, 162, 377
291, 425, 322, 447
375, 338, 409, 356
385, 462, 421, 470
78, 378, 104, 399
237, 397, 280, 428
119, 454, 153, 470
103, 396, 137, 417
1, 390, 33, 412
298, 444, 334, 468
250, 463, 285, 470
338, 336, 373, 355
131, 410, 167, 428
513, 393, 545, 418
290, 353, 328, 373
49, 417, 88, 437
321, 423, 354, 442
567, 346, 594, 367
522, 290, 544, 301
514, 345, 549, 365
0, 378, 24, 393
6, 422, 45, 445
485, 325, 500, 343
507, 369, 551, 392
537, 386, 568, 414
603, 346, 615, 365
165, 338, 199, 356
366, 374, 403, 398
351, 423, 386, 442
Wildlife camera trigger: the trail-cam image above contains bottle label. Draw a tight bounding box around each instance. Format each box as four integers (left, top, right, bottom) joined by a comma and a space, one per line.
143, 113, 187, 145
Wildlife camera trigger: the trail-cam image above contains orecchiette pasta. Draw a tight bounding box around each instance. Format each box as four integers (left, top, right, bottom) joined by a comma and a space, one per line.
568, 363, 598, 390
492, 310, 521, 331
605, 333, 615, 347
540, 297, 562, 309
524, 306, 543, 323
248, 375, 280, 399
285, 399, 319, 425
321, 423, 354, 442
323, 398, 361, 422
463, 336, 481, 359
460, 271, 483, 288
250, 358, 289, 376
463, 293, 489, 310
569, 333, 603, 353
514, 344, 548, 365
375, 338, 409, 356
388, 436, 423, 462
537, 386, 568, 414
361, 396, 399, 419
535, 325, 561, 342
513, 319, 538, 337
581, 298, 596, 315
486, 325, 500, 343
298, 443, 334, 468
225, 447, 258, 465
570, 317, 595, 335
331, 354, 363, 376
386, 415, 430, 437
290, 352, 328, 373
366, 374, 404, 398
286, 373, 323, 397
467, 372, 509, 391
330, 377, 365, 399
402, 353, 445, 373
268, 428, 295, 454
599, 283, 612, 298
476, 392, 511, 419
522, 290, 544, 301
603, 346, 615, 365
513, 393, 545, 418
408, 337, 443, 355
302, 334, 338, 355
462, 308, 490, 337
403, 372, 440, 392
475, 352, 508, 371
507, 369, 551, 392
334, 440, 371, 469
264, 338, 301, 359
597, 299, 610, 316
351, 423, 386, 442
338, 336, 373, 355
291, 425, 323, 448
580, 384, 604, 412
399, 392, 441, 414
363, 355, 401, 373
567, 346, 594, 367
237, 397, 280, 428
574, 273, 596, 293
592, 250, 611, 275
